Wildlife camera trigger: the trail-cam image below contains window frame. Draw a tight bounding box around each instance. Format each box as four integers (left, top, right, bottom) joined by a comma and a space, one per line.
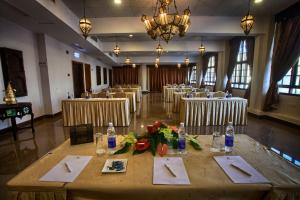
204, 55, 216, 86
231, 40, 252, 90
278, 58, 300, 96
190, 65, 197, 84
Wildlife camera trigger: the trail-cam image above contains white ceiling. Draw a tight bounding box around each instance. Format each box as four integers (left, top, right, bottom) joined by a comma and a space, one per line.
62, 0, 298, 18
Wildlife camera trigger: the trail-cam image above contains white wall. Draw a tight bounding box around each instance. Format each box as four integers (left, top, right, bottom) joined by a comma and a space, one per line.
0, 18, 44, 129
0, 18, 112, 130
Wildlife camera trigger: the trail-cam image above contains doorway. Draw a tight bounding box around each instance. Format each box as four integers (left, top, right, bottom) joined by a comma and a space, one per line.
84, 64, 91, 92
72, 61, 84, 98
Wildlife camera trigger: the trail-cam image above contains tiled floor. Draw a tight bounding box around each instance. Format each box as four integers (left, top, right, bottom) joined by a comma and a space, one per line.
0, 93, 299, 199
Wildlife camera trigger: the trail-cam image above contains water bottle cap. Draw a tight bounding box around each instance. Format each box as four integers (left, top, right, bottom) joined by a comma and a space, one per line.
180, 122, 184, 127
108, 122, 113, 127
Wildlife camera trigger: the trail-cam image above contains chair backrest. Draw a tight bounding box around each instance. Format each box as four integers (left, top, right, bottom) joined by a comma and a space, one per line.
113, 92, 127, 98
196, 92, 207, 98
97, 92, 107, 98
213, 91, 226, 98
123, 88, 132, 92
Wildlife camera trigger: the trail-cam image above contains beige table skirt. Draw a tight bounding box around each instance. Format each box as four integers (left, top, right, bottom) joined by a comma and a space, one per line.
7, 134, 300, 200
165, 88, 192, 102
62, 98, 130, 127
173, 92, 208, 112
118, 88, 141, 102
179, 97, 248, 126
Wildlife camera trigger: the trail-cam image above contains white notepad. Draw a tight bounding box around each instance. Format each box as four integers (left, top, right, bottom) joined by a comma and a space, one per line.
153, 157, 190, 185
214, 156, 270, 184
40, 155, 92, 183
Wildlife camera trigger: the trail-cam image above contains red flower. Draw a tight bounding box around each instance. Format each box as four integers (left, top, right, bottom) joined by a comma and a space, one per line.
153, 121, 162, 129
135, 138, 150, 151
147, 125, 157, 134
169, 126, 178, 133
157, 143, 168, 156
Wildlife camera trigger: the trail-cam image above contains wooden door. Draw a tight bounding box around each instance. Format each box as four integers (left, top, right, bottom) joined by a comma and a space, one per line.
72, 61, 84, 98
109, 69, 112, 87
84, 64, 91, 92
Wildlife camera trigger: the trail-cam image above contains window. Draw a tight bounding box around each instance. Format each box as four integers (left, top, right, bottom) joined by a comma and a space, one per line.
278, 57, 300, 95
204, 56, 216, 86
231, 40, 251, 89
96, 66, 101, 85
190, 65, 197, 84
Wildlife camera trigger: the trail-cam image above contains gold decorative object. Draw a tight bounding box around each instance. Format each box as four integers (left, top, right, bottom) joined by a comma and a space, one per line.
156, 41, 163, 57
79, 0, 92, 39
3, 82, 17, 104
199, 38, 205, 55
241, 0, 254, 35
141, 0, 191, 43
113, 43, 121, 56
125, 57, 131, 65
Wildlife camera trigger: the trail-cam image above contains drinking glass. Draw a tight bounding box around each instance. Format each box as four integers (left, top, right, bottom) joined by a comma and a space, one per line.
95, 132, 106, 155
210, 132, 224, 152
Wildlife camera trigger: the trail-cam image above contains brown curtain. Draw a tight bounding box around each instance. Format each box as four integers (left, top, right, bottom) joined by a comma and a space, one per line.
263, 16, 300, 111
112, 65, 139, 85
148, 65, 187, 92
200, 54, 210, 88
243, 37, 255, 103
225, 37, 242, 93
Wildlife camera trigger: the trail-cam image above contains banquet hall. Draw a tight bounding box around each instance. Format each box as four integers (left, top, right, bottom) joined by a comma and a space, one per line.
0, 0, 299, 199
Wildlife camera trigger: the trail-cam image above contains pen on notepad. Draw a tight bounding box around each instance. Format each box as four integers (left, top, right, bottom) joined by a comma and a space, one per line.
230, 163, 251, 177
64, 162, 72, 173
164, 164, 176, 177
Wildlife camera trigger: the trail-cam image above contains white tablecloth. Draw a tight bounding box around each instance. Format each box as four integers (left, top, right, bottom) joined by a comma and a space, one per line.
62, 98, 130, 127
179, 97, 248, 126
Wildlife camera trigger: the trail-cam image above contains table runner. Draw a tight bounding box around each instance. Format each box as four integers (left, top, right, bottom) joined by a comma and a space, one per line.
179, 97, 248, 126
62, 98, 130, 127
7, 134, 300, 200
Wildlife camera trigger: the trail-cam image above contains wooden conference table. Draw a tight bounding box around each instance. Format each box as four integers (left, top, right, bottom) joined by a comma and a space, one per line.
62, 98, 130, 127
7, 134, 300, 200
180, 97, 248, 126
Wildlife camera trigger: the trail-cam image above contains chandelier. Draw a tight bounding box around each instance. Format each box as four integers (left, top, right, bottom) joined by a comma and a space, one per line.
241, 0, 255, 35
125, 57, 131, 65
113, 44, 121, 56
156, 41, 163, 57
79, 0, 92, 39
141, 0, 191, 43
184, 57, 189, 66
199, 38, 205, 55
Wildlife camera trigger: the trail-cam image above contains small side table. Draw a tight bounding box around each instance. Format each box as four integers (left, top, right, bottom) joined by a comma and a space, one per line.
0, 102, 35, 140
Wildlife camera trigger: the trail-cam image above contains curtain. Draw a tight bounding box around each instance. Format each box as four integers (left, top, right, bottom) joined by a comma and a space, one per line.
148, 65, 187, 92
243, 37, 255, 103
225, 38, 242, 93
200, 54, 210, 88
263, 16, 300, 111
112, 66, 139, 85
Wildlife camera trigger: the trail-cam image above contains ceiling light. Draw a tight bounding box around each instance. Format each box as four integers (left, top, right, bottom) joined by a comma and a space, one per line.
156, 41, 163, 57
79, 0, 92, 39
241, 0, 255, 35
155, 57, 160, 64
113, 43, 120, 56
184, 57, 189, 66
132, 63, 136, 68
254, 0, 263, 3
114, 0, 122, 5
125, 57, 131, 65
141, 0, 191, 43
199, 38, 205, 56
129, 34, 133, 38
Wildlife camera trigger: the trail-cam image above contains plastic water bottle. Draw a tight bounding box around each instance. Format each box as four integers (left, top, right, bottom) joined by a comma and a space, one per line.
178, 122, 186, 154
107, 122, 116, 153
225, 122, 234, 153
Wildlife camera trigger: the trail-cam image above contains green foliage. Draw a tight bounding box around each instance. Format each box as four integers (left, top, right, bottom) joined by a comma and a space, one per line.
114, 142, 132, 154
186, 135, 202, 150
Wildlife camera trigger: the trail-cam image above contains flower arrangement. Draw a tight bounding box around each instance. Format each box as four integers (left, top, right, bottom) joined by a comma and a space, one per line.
114, 121, 202, 156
